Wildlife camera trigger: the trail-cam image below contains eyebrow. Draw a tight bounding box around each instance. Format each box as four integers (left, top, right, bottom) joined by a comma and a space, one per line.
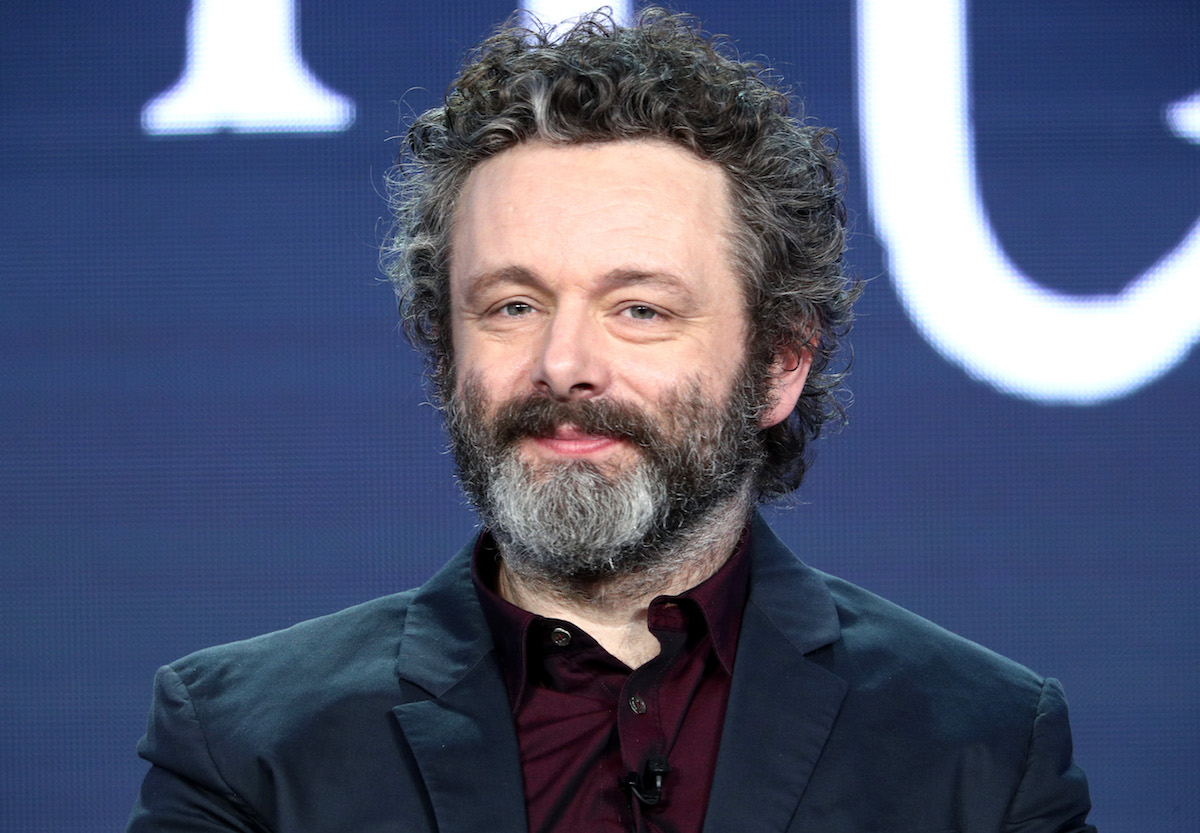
458, 265, 546, 309
459, 265, 693, 308
595, 268, 692, 297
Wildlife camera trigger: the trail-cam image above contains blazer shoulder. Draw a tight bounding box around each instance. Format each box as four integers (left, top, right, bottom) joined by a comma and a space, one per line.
157, 590, 420, 758
170, 588, 418, 689
748, 518, 1046, 704
816, 571, 1051, 736
826, 572, 1042, 677
799, 573, 1094, 829
136, 591, 424, 819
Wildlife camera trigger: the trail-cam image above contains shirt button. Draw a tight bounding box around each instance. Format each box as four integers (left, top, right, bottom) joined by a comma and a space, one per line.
550, 627, 572, 647
629, 694, 647, 714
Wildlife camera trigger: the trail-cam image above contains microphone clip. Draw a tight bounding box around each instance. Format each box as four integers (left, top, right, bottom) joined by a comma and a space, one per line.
623, 756, 671, 806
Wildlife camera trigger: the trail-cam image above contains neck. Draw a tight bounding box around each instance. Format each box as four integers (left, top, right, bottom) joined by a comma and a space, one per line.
496, 492, 752, 668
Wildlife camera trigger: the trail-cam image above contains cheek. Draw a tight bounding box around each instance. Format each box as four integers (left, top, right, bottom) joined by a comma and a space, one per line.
451, 353, 523, 411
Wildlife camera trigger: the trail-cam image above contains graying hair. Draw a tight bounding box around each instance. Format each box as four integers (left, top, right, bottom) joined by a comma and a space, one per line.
384, 7, 858, 495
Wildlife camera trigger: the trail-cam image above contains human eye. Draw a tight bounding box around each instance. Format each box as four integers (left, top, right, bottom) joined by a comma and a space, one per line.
622, 304, 661, 321
498, 301, 534, 317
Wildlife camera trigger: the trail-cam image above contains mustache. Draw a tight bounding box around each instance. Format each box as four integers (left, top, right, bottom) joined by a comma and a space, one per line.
489, 394, 662, 450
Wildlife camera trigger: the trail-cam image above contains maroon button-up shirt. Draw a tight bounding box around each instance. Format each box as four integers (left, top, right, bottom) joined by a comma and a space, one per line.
472, 531, 751, 833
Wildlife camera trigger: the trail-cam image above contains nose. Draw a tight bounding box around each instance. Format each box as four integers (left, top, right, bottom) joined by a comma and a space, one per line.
531, 305, 610, 401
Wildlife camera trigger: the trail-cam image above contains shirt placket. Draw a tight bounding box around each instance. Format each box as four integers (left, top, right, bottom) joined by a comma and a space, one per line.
615, 621, 688, 832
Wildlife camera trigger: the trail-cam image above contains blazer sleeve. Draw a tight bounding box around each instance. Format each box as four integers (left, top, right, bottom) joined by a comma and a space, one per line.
1004, 678, 1097, 833
126, 664, 269, 833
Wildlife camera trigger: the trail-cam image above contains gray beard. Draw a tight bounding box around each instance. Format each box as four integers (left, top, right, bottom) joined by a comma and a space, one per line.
444, 370, 767, 593
487, 455, 664, 577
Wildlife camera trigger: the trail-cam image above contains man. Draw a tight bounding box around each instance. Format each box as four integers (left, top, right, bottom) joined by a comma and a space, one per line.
128, 9, 1096, 832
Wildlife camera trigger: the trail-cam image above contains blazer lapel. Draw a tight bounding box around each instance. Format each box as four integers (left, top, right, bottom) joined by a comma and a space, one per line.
391, 542, 528, 833
703, 516, 848, 833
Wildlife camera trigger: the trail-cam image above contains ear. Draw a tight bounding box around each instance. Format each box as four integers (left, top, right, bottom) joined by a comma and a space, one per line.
759, 345, 812, 429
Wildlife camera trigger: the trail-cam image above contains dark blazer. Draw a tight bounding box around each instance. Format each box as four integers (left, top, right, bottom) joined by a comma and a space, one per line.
127, 516, 1095, 832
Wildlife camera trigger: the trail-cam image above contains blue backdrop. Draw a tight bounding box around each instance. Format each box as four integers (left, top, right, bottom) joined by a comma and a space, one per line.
2, 2, 1197, 831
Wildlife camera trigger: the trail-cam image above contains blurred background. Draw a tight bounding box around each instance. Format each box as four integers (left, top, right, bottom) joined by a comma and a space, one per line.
2, 1, 1196, 830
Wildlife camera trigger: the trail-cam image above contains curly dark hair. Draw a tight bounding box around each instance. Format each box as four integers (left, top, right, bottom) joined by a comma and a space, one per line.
384, 7, 858, 496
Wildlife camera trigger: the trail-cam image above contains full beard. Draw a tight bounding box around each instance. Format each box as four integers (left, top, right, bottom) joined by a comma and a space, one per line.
444, 368, 768, 595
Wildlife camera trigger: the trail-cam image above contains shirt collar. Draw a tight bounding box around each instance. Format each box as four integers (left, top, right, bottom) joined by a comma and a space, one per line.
472, 525, 752, 710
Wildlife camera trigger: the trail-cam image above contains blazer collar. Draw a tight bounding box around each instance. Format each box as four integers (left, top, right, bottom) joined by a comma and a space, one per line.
703, 514, 848, 833
394, 539, 496, 697
392, 539, 529, 833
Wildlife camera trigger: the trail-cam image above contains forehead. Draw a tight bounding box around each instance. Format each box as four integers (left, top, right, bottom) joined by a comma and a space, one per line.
449, 139, 739, 300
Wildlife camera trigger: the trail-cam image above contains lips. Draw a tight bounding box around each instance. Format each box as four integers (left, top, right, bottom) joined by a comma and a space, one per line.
529, 424, 623, 457
485, 391, 656, 454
